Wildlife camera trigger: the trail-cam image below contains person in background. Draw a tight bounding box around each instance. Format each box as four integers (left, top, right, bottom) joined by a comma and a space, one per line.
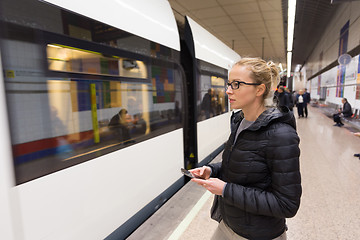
273, 85, 279, 105
291, 90, 297, 108
175, 100, 181, 123
277, 86, 290, 109
189, 58, 301, 240
127, 96, 147, 137
303, 88, 311, 117
285, 88, 294, 111
201, 89, 213, 119
215, 91, 223, 115
108, 109, 131, 143
296, 90, 305, 118
333, 98, 353, 127
131, 113, 146, 136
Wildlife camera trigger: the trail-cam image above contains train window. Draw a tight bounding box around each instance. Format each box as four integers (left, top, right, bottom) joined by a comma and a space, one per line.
197, 61, 229, 121
0, 0, 183, 184
47, 44, 148, 79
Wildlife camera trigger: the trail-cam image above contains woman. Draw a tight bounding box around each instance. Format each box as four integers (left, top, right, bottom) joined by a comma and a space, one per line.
190, 58, 302, 240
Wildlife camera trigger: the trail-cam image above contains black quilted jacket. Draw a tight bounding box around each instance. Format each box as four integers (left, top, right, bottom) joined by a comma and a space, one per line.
208, 107, 302, 240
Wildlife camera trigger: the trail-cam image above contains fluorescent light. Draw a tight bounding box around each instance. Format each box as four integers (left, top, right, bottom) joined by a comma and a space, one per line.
287, 0, 296, 51
48, 44, 62, 49
287, 51, 292, 78
287, 0, 296, 78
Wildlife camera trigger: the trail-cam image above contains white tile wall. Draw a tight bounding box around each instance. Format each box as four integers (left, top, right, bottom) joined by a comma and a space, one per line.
7, 92, 51, 144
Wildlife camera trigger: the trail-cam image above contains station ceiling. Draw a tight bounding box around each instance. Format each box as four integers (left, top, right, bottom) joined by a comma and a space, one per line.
168, 0, 340, 72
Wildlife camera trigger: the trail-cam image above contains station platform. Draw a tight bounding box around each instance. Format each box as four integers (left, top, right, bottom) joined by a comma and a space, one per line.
127, 106, 360, 240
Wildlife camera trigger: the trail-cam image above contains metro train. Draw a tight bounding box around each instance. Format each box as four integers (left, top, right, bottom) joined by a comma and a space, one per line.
0, 0, 240, 239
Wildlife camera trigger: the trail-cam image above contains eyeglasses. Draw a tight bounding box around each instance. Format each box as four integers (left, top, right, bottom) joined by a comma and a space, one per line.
226, 80, 261, 90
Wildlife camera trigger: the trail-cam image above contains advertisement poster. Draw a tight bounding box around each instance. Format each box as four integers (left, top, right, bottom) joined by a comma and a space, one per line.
356, 54, 360, 100
344, 55, 358, 85
336, 21, 349, 97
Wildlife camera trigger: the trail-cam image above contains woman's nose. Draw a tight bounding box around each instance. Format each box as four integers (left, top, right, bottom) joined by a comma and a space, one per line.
226, 86, 232, 95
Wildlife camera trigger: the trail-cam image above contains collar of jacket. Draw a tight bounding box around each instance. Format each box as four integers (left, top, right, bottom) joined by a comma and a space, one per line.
232, 110, 242, 124
236, 106, 296, 131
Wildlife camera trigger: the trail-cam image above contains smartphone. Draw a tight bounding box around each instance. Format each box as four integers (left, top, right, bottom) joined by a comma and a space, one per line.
180, 168, 203, 179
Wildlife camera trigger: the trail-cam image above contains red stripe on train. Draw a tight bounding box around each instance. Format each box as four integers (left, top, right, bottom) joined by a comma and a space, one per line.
12, 131, 94, 157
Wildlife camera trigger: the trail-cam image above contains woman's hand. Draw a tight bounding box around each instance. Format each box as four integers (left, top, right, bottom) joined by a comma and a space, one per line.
189, 166, 211, 179
191, 177, 226, 196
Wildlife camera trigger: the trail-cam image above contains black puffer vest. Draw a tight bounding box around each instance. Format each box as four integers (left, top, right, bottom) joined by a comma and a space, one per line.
209, 107, 302, 240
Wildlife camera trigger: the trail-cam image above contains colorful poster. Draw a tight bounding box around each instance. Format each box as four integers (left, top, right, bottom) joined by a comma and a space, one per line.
336, 65, 346, 97
152, 66, 175, 103
344, 55, 358, 84
356, 55, 360, 100
336, 21, 349, 98
72, 80, 110, 112
323, 66, 337, 87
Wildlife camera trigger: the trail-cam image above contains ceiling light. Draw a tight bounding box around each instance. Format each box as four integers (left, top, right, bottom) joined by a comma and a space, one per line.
287, 51, 292, 78
287, 0, 297, 78
279, 63, 283, 73
294, 64, 301, 72
287, 0, 296, 52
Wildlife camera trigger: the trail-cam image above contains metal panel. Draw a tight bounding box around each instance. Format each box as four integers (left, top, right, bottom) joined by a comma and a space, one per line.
16, 130, 184, 239
0, 51, 18, 240
43, 0, 180, 51
186, 16, 240, 70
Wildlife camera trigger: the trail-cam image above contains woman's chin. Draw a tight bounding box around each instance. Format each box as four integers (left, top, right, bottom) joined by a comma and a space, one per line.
230, 103, 241, 109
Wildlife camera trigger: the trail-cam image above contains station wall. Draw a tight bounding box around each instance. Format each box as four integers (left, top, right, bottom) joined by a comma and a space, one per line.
301, 1, 360, 109
304, 1, 360, 77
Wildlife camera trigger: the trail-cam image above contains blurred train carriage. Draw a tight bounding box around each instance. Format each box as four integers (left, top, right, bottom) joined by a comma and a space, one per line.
0, 0, 239, 239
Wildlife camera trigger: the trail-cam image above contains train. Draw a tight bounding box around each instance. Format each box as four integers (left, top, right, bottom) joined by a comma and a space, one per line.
0, 0, 240, 239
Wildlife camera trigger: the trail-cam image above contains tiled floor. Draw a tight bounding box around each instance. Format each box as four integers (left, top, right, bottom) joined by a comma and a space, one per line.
128, 107, 360, 240
287, 107, 360, 240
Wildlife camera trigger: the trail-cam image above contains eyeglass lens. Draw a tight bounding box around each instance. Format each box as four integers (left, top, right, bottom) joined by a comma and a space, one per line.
226, 81, 240, 90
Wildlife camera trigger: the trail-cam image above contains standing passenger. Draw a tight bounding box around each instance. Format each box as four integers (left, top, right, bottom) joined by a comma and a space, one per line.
201, 89, 212, 119
189, 58, 302, 240
303, 88, 311, 117
276, 86, 290, 109
285, 88, 294, 111
296, 90, 305, 118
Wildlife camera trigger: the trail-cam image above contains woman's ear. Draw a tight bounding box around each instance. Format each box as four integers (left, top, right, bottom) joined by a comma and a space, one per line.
256, 84, 266, 97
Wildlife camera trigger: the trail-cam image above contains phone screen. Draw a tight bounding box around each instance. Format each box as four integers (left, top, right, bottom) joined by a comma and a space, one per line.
180, 168, 203, 179
181, 168, 194, 178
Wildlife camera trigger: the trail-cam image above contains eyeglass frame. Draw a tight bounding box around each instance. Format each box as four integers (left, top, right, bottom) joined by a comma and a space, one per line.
226, 80, 261, 90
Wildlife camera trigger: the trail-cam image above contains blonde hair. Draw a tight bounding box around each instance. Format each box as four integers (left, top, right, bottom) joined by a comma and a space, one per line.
233, 57, 279, 101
